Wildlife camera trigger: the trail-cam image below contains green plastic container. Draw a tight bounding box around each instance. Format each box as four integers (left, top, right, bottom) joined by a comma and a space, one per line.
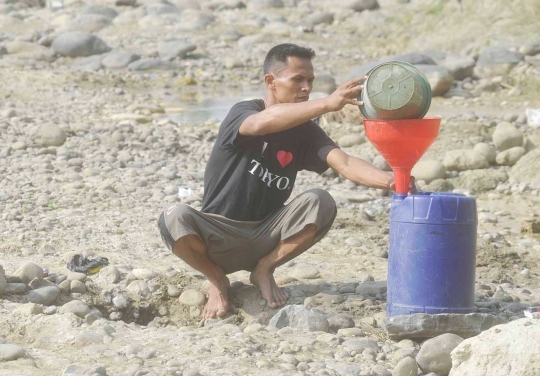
359, 61, 432, 120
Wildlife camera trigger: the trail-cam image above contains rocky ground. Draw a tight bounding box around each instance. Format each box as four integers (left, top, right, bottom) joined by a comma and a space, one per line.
1, 0, 540, 375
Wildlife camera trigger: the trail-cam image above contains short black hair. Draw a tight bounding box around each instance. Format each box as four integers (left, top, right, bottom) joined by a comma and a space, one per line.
263, 43, 316, 75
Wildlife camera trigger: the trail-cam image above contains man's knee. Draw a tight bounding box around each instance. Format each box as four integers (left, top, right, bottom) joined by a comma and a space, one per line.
301, 188, 336, 213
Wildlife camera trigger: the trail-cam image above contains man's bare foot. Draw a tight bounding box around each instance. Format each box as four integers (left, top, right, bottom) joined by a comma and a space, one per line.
203, 278, 235, 319
250, 263, 289, 309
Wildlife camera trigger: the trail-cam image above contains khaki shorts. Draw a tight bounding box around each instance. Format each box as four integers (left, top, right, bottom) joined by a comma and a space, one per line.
157, 188, 337, 274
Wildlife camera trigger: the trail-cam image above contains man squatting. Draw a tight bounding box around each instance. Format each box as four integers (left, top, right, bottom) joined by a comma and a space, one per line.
157, 43, 416, 319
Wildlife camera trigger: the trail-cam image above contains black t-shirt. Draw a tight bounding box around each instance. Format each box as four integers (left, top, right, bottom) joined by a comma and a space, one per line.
201, 99, 339, 221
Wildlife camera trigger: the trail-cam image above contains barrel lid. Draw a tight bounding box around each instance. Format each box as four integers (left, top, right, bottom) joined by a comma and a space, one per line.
390, 192, 477, 225
366, 62, 416, 110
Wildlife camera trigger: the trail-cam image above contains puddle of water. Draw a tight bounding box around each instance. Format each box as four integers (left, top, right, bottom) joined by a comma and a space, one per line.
163, 90, 329, 125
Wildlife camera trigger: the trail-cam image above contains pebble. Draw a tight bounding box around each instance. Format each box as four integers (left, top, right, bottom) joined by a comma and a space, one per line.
14, 262, 43, 284
416, 333, 464, 375
70, 280, 87, 294
392, 356, 418, 376
293, 266, 321, 279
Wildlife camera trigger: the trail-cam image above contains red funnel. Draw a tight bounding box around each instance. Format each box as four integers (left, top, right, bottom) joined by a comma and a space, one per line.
363, 117, 441, 194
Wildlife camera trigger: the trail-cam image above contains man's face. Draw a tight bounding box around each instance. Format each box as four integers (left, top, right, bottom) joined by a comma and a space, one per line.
267, 56, 315, 104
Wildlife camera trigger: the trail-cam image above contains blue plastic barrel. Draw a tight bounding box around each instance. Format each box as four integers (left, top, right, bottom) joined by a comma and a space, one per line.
387, 192, 477, 317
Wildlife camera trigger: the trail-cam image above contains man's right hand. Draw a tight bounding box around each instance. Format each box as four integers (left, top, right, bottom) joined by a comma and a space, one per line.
325, 76, 367, 112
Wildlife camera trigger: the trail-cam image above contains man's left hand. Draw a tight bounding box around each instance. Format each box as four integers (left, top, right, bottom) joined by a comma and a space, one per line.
388, 176, 418, 195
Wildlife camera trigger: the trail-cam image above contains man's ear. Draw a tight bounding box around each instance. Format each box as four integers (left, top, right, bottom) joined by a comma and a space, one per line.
264, 73, 275, 90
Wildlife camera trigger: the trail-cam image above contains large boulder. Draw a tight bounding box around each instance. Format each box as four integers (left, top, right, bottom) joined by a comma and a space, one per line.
412, 160, 446, 184
474, 47, 523, 78
443, 150, 489, 171
417, 64, 454, 96
451, 169, 508, 193
52, 32, 111, 57
495, 146, 526, 166
450, 318, 540, 376
509, 147, 540, 189
417, 333, 464, 376
473, 143, 496, 164
492, 122, 523, 151
427, 51, 475, 81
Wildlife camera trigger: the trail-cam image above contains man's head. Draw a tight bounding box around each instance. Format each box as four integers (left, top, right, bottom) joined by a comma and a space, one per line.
263, 43, 316, 104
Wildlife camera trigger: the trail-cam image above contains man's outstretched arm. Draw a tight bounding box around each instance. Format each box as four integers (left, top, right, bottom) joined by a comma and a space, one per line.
239, 77, 366, 136
326, 148, 394, 190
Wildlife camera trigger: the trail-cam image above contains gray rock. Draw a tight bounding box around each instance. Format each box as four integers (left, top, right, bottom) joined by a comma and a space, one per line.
0, 265, 6, 294
417, 64, 454, 96
450, 318, 540, 376
355, 281, 386, 297
338, 0, 379, 12
81, 4, 118, 19
509, 147, 540, 189
131, 268, 159, 280
52, 32, 111, 57
14, 262, 43, 284
451, 169, 508, 193
5, 283, 26, 294
386, 313, 506, 340
392, 357, 418, 376
158, 41, 196, 60
341, 337, 379, 352
346, 52, 436, 80
496, 146, 526, 166
27, 286, 60, 305
65, 14, 111, 33
74, 332, 104, 344
492, 122, 523, 151
372, 155, 391, 171
70, 280, 87, 294
436, 52, 475, 81
36, 123, 66, 147
328, 314, 355, 332
59, 300, 92, 318
474, 47, 524, 78
179, 289, 205, 306
473, 142, 497, 163
293, 266, 320, 279
71, 55, 104, 72
62, 364, 107, 375
417, 333, 463, 375
303, 12, 334, 29
412, 160, 446, 184
95, 266, 121, 285
325, 362, 361, 375
247, 0, 284, 10
269, 305, 329, 332
128, 59, 178, 71
338, 134, 365, 147
177, 9, 214, 31
443, 149, 489, 171
67, 272, 87, 282
312, 73, 337, 94
126, 280, 150, 297
371, 364, 392, 376
102, 51, 140, 69
146, 2, 182, 15
0, 344, 25, 361
520, 40, 540, 56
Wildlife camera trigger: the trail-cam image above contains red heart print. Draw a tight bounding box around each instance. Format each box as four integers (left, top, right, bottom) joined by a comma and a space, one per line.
277, 151, 293, 168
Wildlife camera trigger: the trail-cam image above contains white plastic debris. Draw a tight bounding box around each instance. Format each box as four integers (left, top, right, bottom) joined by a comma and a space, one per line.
525, 109, 540, 128
178, 187, 193, 198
